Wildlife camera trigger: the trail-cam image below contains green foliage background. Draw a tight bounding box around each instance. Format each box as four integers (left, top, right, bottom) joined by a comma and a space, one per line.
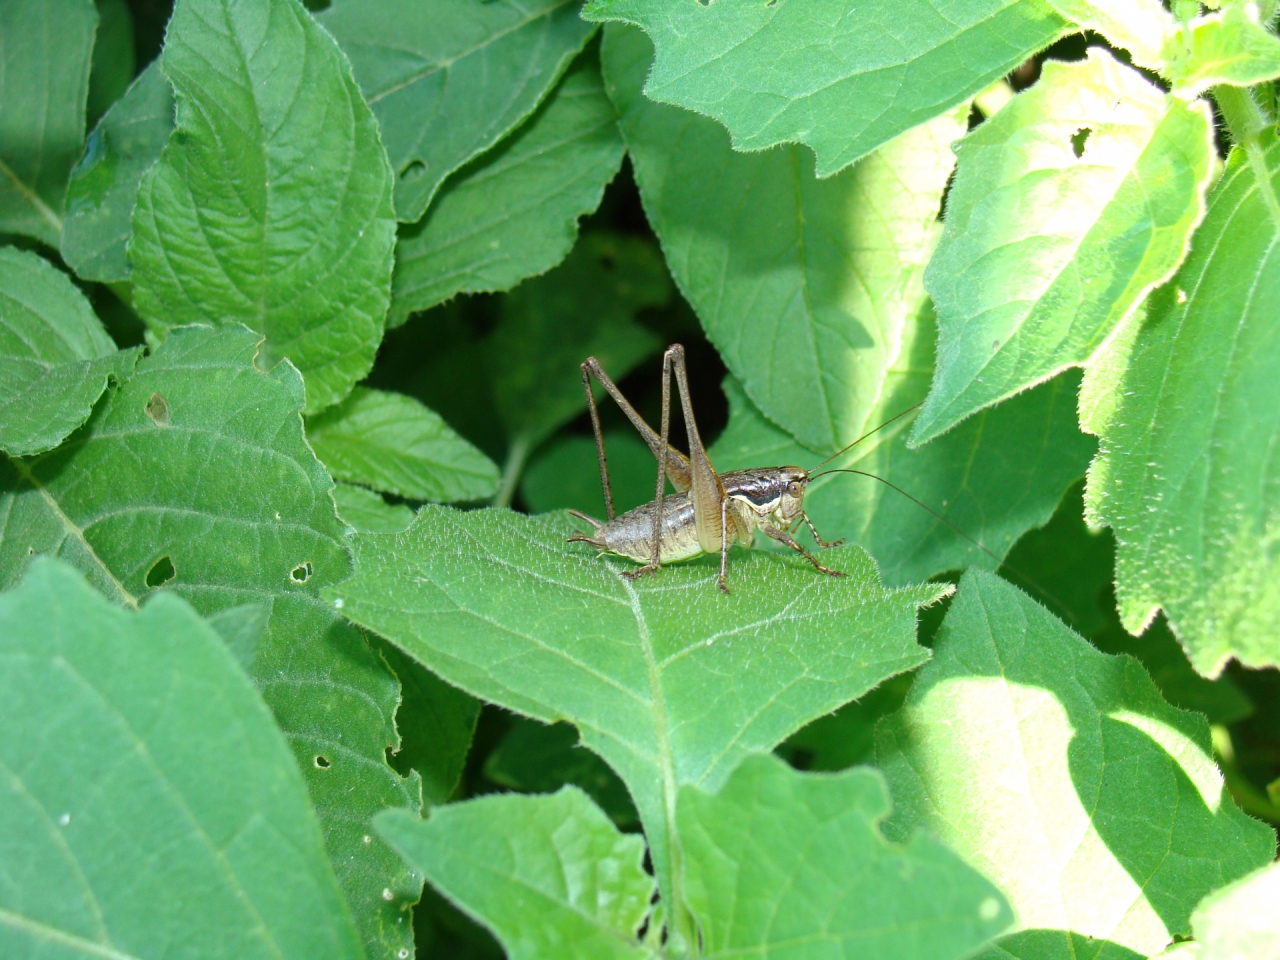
1, 0, 1278, 958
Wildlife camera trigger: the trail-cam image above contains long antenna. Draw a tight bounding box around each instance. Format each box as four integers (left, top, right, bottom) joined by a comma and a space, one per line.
810, 401, 924, 472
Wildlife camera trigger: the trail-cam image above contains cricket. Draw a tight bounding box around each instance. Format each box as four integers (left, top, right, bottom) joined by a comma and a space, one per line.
567, 343, 933, 593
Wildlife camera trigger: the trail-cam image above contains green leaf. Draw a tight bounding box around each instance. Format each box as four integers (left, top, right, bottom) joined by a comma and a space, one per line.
130, 0, 396, 414
380, 640, 481, 807
87, 0, 136, 122
710, 365, 1094, 586
586, 0, 1064, 178
307, 387, 499, 503
377, 788, 656, 960
1166, 7, 1280, 95
522, 430, 657, 517
604, 23, 966, 452
1086, 131, 1280, 677
0, 324, 419, 960
206, 600, 271, 670
0, 557, 364, 960
875, 570, 1275, 959
0, 0, 97, 245
913, 49, 1215, 446
1188, 861, 1280, 960
334, 482, 416, 534
1043, 0, 1173, 69
324, 506, 946, 917
679, 753, 1014, 959
0, 247, 139, 457
62, 59, 174, 283
319, 0, 596, 223
389, 51, 624, 325
485, 717, 638, 827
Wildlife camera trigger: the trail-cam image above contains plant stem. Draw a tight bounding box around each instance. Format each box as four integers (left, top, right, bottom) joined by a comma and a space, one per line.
493, 432, 532, 508
1214, 84, 1280, 229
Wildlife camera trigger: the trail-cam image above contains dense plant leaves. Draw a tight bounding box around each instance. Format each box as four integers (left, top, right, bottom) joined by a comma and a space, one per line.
1165, 7, 1280, 95
381, 640, 482, 807
0, 324, 420, 960
485, 717, 638, 827
320, 0, 596, 223
378, 788, 656, 960
778, 671, 915, 774
680, 753, 1013, 958
325, 506, 946, 909
913, 49, 1214, 446
604, 23, 966, 452
0, 0, 96, 246
586, 0, 1064, 178
0, 558, 364, 960
307, 386, 499, 503
522, 430, 656, 517
876, 570, 1275, 959
389, 53, 625, 324
0, 247, 139, 457
333, 482, 416, 534
62, 60, 174, 282
1186, 861, 1280, 960
1086, 131, 1280, 677
130, 0, 396, 414
711, 356, 1094, 586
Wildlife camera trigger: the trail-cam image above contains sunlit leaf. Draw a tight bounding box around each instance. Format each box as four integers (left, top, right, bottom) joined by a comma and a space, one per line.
1188, 861, 1280, 960
604, 23, 966, 452
913, 49, 1214, 445
876, 570, 1274, 959
1044, 0, 1172, 69
1166, 7, 1280, 95
130, 0, 396, 414
389, 52, 624, 324
0, 558, 364, 960
1086, 131, 1280, 677
0, 247, 139, 457
585, 0, 1064, 178
321, 0, 595, 223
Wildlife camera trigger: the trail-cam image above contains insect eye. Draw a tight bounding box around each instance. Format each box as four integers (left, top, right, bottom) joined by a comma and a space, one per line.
788, 481, 803, 496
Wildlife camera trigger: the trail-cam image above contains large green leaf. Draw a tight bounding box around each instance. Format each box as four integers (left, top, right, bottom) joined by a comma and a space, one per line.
1086, 131, 1280, 677
324, 507, 946, 921
710, 337, 1094, 586
1187, 861, 1280, 960
389, 52, 624, 324
0, 557, 364, 960
876, 570, 1275, 960
679, 753, 1013, 959
307, 387, 499, 503
320, 0, 596, 223
377, 789, 657, 960
604, 23, 966, 452
1165, 7, 1280, 95
130, 0, 396, 414
87, 0, 135, 122
0, 324, 419, 960
586, 0, 1064, 178
62, 59, 174, 283
0, 247, 138, 457
913, 49, 1214, 445
0, 0, 97, 245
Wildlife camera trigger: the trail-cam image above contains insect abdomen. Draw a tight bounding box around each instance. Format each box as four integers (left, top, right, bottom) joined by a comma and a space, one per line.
590, 494, 704, 564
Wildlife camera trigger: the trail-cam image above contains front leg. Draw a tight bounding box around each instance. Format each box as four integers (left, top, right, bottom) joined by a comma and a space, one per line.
802, 512, 845, 549
762, 524, 844, 577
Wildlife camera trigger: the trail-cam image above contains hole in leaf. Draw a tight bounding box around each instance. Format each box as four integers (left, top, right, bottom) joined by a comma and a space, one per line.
1070, 127, 1091, 158
314, 755, 331, 769
145, 392, 169, 426
146, 555, 176, 588
290, 561, 314, 584
398, 159, 427, 181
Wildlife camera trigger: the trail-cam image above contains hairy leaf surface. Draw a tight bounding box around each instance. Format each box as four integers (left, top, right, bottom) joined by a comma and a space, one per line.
130, 0, 396, 414
876, 570, 1275, 960
389, 53, 624, 324
605, 23, 966, 452
1086, 131, 1280, 676
0, 248, 138, 457
585, 0, 1063, 177
62, 60, 174, 282
320, 0, 595, 222
0, 324, 419, 960
325, 507, 946, 909
0, 558, 364, 960
914, 50, 1214, 445
0, 0, 96, 245
377, 789, 656, 960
